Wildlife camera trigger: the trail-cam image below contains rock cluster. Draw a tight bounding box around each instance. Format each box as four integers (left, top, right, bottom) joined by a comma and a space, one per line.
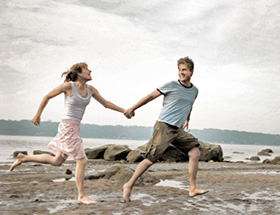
85, 141, 223, 163
12, 142, 224, 163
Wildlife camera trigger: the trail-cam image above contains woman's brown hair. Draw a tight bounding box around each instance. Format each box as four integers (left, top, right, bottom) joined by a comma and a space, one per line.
61, 63, 88, 82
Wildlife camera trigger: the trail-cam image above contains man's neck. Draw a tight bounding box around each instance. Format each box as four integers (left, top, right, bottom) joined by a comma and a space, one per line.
179, 80, 192, 88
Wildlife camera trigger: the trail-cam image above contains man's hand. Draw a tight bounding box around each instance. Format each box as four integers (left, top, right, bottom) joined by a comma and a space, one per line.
182, 120, 189, 129
124, 108, 135, 119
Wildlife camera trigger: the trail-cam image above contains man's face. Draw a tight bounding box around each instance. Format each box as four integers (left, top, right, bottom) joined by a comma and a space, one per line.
178, 63, 193, 82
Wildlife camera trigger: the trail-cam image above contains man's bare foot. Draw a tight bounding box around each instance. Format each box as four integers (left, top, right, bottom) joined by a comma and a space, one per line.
78, 196, 97, 205
123, 183, 132, 203
189, 187, 209, 197
10, 153, 25, 171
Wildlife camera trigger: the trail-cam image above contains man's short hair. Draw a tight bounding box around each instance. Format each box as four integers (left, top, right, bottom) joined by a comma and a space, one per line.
177, 57, 194, 71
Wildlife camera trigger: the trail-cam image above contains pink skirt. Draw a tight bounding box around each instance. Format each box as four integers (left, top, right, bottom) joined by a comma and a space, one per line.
48, 120, 86, 159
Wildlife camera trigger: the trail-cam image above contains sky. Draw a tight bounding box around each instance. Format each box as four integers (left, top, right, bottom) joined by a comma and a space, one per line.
1, 0, 280, 135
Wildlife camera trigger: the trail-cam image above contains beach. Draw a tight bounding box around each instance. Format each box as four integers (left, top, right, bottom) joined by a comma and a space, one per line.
1, 159, 279, 215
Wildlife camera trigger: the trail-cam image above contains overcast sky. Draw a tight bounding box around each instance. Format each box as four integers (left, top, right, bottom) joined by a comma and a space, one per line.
1, 0, 280, 134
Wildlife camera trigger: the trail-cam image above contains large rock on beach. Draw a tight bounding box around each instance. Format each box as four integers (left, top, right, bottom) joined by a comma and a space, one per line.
33, 150, 55, 156
249, 156, 260, 161
126, 144, 147, 163
199, 142, 223, 162
85, 144, 112, 159
270, 156, 280, 164
257, 149, 273, 156
13, 151, 28, 158
126, 141, 224, 163
103, 145, 131, 161
159, 145, 188, 162
263, 156, 280, 165
85, 165, 160, 185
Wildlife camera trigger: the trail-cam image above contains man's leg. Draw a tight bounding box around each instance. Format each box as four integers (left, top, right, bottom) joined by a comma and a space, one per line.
123, 159, 153, 202
75, 157, 97, 204
188, 147, 208, 197
10, 151, 66, 171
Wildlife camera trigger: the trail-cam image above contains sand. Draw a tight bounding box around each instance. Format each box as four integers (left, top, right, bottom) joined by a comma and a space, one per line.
0, 160, 280, 215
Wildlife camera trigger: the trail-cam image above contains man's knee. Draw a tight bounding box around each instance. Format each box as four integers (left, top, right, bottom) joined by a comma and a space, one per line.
144, 158, 154, 166
188, 147, 200, 159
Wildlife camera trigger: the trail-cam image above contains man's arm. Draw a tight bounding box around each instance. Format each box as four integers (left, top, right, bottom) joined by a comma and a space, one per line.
124, 90, 162, 118
183, 107, 193, 129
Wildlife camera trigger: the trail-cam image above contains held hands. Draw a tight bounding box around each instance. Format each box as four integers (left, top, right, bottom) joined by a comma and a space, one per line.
124, 108, 135, 119
31, 115, 41, 126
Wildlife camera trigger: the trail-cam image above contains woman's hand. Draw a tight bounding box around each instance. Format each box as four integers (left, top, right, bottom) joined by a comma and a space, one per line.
31, 115, 41, 126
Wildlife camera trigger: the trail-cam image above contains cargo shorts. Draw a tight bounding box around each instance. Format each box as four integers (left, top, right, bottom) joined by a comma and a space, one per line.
145, 121, 200, 163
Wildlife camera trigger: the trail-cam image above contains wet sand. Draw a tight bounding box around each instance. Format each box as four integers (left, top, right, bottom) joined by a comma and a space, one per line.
1, 160, 280, 215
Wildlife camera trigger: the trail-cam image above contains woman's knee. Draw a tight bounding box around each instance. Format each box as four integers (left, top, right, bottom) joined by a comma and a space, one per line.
53, 159, 64, 166
53, 155, 65, 166
76, 157, 87, 166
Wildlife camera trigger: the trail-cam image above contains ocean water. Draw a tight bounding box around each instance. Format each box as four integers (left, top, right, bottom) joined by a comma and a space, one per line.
0, 135, 280, 163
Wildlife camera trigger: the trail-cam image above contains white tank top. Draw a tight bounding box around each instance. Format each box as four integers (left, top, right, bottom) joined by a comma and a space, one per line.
62, 82, 91, 122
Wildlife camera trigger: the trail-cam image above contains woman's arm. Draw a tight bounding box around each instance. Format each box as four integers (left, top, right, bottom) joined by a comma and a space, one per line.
90, 86, 125, 114
32, 82, 71, 126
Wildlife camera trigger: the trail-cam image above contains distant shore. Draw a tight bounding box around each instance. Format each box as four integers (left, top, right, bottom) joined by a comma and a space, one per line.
1, 160, 280, 214
1, 120, 280, 145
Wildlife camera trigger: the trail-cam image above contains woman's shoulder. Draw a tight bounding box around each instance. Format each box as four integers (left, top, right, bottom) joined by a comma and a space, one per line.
60, 82, 73, 91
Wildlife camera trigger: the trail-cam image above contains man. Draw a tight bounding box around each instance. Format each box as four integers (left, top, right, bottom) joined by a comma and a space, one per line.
123, 57, 209, 202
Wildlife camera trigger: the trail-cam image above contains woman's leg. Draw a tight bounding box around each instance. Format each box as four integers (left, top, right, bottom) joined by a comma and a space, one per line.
10, 151, 66, 171
75, 157, 96, 205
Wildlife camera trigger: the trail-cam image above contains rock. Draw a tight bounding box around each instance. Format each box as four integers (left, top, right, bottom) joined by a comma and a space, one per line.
233, 152, 244, 154
86, 165, 160, 185
261, 149, 273, 153
65, 169, 72, 175
257, 152, 271, 156
270, 156, 280, 165
13, 151, 28, 158
85, 175, 99, 180
249, 156, 260, 161
159, 145, 188, 162
258, 149, 273, 156
85, 144, 112, 159
103, 145, 131, 161
126, 144, 147, 163
33, 150, 55, 156
127, 141, 224, 163
263, 159, 271, 164
223, 156, 232, 159
199, 142, 223, 162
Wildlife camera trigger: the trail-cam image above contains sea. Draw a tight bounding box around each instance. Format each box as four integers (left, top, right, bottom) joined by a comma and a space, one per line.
0, 135, 280, 163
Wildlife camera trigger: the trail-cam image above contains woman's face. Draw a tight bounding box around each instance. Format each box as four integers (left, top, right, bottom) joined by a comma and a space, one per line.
79, 66, 92, 81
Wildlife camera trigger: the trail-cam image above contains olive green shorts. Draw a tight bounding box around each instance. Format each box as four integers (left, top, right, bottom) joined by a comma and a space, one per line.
145, 121, 200, 163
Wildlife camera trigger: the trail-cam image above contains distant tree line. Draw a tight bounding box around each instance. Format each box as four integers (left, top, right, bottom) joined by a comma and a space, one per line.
0, 120, 280, 146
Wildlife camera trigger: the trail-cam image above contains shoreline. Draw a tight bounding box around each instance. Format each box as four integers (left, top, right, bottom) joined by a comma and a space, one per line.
1, 160, 280, 214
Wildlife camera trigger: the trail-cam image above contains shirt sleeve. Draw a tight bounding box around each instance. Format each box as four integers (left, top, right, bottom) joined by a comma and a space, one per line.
157, 81, 174, 95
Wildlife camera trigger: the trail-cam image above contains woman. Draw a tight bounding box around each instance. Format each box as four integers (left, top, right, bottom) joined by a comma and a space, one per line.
10, 62, 127, 205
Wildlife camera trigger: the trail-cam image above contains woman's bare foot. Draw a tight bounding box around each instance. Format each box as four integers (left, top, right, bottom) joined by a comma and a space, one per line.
123, 183, 132, 203
189, 187, 209, 197
10, 153, 25, 171
78, 196, 97, 205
